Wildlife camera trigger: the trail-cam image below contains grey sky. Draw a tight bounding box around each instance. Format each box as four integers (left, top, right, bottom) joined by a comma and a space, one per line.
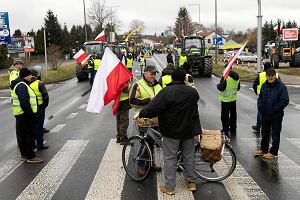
1, 0, 300, 35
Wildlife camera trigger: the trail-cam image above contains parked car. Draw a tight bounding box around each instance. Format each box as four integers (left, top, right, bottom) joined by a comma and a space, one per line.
237, 51, 257, 62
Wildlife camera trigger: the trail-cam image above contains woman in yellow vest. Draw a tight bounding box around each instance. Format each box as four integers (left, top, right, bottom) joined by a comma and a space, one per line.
217, 67, 240, 135
10, 68, 44, 163
30, 69, 50, 150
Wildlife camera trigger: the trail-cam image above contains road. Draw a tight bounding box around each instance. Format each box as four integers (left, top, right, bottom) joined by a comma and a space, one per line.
0, 53, 300, 200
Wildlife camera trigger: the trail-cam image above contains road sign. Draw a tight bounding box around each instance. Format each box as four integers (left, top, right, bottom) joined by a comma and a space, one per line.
0, 12, 9, 28
282, 28, 298, 41
213, 36, 223, 45
0, 27, 11, 44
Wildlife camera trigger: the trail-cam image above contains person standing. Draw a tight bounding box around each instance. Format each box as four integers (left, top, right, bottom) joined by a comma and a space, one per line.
255, 68, 289, 159
178, 52, 187, 68
166, 52, 174, 64
252, 62, 278, 134
30, 69, 49, 150
139, 68, 201, 195
87, 56, 95, 86
138, 54, 146, 76
116, 83, 131, 145
217, 68, 240, 135
10, 68, 44, 163
126, 53, 134, 73
9, 58, 24, 85
93, 54, 102, 75
159, 63, 175, 88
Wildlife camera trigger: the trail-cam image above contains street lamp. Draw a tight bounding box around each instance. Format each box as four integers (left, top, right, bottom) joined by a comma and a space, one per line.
188, 4, 200, 26
257, 0, 263, 73
215, 0, 218, 64
83, 0, 88, 42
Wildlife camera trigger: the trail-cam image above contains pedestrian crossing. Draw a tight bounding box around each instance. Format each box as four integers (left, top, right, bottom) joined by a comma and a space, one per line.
2, 138, 300, 199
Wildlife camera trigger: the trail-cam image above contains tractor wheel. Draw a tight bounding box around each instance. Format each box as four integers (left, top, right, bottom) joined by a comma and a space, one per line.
272, 54, 280, 69
203, 57, 213, 77
76, 64, 87, 82
294, 52, 300, 67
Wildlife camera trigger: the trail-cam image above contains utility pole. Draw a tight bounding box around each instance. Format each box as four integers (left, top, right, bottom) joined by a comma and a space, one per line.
257, 0, 263, 73
83, 0, 88, 42
43, 29, 48, 78
215, 0, 218, 64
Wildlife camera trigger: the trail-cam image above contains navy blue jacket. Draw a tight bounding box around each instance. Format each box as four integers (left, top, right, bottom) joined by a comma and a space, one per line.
258, 79, 289, 120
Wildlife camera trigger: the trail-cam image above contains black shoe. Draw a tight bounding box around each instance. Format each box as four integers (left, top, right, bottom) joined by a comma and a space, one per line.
43, 128, 50, 133
37, 144, 49, 150
252, 125, 260, 133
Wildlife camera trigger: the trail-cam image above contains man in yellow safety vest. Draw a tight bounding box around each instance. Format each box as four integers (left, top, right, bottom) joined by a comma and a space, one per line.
126, 53, 134, 73
9, 58, 24, 85
10, 68, 44, 163
93, 54, 102, 74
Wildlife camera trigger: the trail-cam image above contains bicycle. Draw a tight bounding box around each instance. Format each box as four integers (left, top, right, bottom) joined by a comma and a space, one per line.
122, 122, 236, 182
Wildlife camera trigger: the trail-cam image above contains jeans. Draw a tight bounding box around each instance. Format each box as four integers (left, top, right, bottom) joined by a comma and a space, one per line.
36, 107, 46, 148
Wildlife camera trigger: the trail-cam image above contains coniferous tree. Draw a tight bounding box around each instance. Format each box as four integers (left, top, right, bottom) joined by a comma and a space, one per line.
174, 7, 193, 37
44, 10, 63, 47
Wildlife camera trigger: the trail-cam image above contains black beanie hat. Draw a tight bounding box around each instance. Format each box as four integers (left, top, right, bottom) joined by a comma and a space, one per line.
20, 68, 32, 78
172, 68, 186, 82
263, 61, 272, 71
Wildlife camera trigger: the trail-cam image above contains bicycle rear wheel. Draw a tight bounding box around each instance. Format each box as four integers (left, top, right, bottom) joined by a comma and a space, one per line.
122, 136, 153, 181
195, 144, 236, 182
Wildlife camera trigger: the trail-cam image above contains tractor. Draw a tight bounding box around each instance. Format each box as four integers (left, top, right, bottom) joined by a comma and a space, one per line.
75, 41, 104, 81
175, 35, 213, 77
270, 37, 300, 68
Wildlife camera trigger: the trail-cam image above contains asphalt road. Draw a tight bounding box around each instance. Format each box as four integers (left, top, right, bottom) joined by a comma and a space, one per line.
0, 54, 300, 200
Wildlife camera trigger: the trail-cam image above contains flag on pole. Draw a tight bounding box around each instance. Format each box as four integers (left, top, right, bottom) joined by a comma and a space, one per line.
86, 47, 133, 115
223, 41, 248, 80
73, 49, 90, 64
95, 30, 105, 41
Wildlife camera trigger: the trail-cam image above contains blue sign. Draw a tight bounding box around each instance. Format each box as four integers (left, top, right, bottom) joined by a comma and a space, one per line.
0, 12, 9, 28
0, 28, 11, 44
213, 36, 223, 45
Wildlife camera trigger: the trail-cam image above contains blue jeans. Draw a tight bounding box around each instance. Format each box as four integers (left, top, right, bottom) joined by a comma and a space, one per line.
89, 68, 94, 85
36, 107, 45, 148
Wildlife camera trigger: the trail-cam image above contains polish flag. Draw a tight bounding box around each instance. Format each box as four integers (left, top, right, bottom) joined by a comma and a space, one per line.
95, 30, 105, 41
86, 47, 133, 115
73, 49, 90, 64
223, 41, 248, 80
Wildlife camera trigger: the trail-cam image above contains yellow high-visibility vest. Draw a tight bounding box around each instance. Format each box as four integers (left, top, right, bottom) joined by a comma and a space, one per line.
127, 58, 133, 68
30, 80, 43, 105
161, 75, 172, 88
12, 82, 37, 116
94, 59, 101, 71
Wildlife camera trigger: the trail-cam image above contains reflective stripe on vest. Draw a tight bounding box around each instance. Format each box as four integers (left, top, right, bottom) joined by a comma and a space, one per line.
9, 70, 19, 85
218, 77, 239, 102
120, 83, 131, 101
161, 75, 172, 88
30, 80, 43, 105
139, 57, 145, 66
134, 79, 162, 115
179, 56, 187, 67
12, 82, 37, 115
94, 59, 101, 71
127, 58, 133, 68
257, 72, 279, 96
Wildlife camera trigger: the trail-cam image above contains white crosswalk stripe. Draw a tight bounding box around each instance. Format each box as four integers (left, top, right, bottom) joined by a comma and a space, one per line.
16, 140, 88, 200
50, 124, 66, 133
0, 149, 24, 183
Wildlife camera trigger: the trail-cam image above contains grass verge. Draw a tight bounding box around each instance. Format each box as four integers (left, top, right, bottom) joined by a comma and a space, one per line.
276, 68, 300, 76
0, 63, 76, 89
213, 64, 257, 81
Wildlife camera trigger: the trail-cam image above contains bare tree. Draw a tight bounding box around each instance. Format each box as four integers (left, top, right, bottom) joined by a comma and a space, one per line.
88, 0, 120, 31
47, 45, 63, 70
163, 25, 174, 37
129, 19, 144, 32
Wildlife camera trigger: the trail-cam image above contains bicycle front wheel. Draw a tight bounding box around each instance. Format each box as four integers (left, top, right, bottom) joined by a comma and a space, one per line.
122, 136, 153, 181
195, 144, 236, 182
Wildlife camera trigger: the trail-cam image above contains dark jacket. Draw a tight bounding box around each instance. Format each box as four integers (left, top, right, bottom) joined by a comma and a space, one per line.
31, 77, 49, 108
258, 79, 289, 120
253, 73, 280, 95
158, 67, 174, 86
139, 82, 201, 139
10, 76, 37, 118
166, 53, 174, 64
217, 70, 240, 91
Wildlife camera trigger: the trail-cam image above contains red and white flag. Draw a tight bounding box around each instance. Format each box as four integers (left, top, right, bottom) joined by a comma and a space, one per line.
223, 41, 248, 80
86, 47, 133, 115
73, 49, 90, 64
95, 30, 105, 41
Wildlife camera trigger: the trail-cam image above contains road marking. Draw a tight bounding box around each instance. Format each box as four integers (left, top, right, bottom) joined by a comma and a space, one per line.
152, 56, 163, 73
289, 101, 300, 110
65, 113, 78, 119
16, 140, 88, 200
154, 147, 194, 200
0, 149, 24, 183
78, 104, 87, 109
85, 139, 126, 200
50, 124, 66, 133
241, 137, 300, 195
286, 85, 300, 88
0, 98, 11, 105
241, 84, 247, 87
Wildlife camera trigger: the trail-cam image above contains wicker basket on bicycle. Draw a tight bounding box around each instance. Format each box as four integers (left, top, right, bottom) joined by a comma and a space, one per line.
135, 117, 159, 127
196, 129, 222, 163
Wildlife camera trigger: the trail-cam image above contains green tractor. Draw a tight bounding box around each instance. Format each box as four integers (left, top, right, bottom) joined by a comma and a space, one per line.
75, 41, 104, 81
175, 36, 213, 77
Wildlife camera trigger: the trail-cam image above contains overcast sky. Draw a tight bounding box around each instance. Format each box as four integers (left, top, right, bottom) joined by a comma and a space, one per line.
1, 0, 300, 35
